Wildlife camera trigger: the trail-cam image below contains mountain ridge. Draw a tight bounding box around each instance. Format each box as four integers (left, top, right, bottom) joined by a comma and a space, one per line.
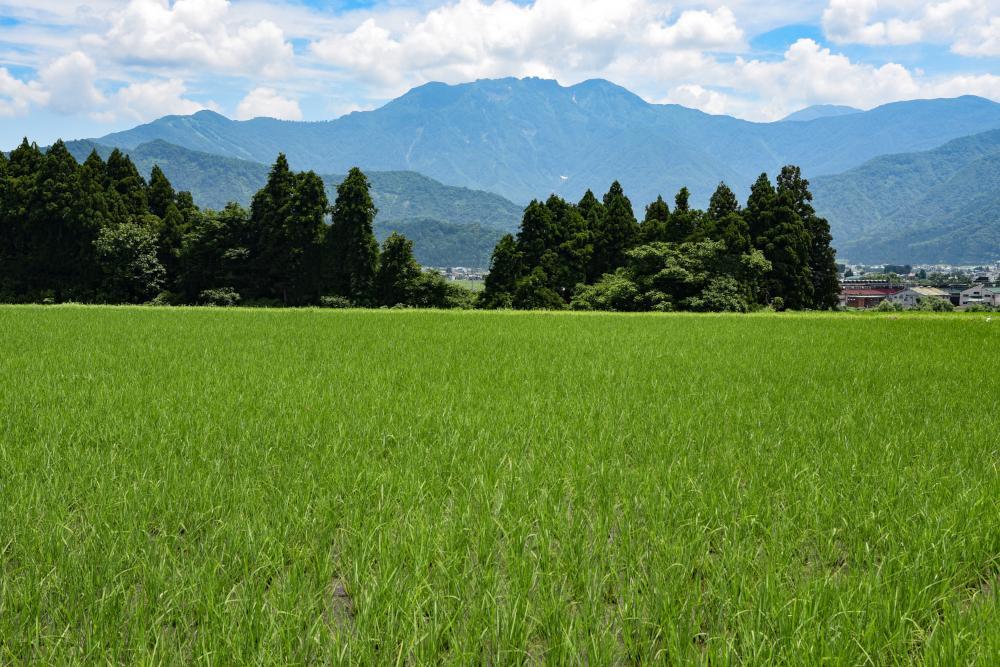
93, 78, 1000, 207
812, 129, 1000, 263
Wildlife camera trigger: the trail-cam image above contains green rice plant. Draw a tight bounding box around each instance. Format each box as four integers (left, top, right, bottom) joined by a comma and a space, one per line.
0, 306, 997, 664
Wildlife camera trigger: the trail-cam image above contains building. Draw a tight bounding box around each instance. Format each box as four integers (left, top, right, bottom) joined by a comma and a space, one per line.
887, 287, 951, 308
839, 283, 903, 309
959, 285, 1000, 307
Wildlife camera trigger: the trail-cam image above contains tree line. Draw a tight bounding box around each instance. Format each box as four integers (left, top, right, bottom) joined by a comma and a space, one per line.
0, 140, 472, 308
482, 167, 840, 311
1, 138, 838, 312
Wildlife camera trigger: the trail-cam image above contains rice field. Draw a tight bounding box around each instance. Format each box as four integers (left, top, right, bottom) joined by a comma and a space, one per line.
0, 306, 997, 664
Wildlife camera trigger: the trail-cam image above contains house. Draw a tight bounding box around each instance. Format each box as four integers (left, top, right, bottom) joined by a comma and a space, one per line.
886, 287, 951, 308
959, 285, 1000, 307
839, 284, 903, 309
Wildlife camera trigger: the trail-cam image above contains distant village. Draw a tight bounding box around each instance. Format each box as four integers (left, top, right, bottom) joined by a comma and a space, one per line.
431, 267, 487, 283
839, 261, 1000, 311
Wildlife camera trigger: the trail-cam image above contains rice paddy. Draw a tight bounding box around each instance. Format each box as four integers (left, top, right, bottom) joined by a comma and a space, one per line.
0, 306, 997, 664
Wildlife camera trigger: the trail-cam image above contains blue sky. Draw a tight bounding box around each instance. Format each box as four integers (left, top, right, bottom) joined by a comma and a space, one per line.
1, 0, 997, 147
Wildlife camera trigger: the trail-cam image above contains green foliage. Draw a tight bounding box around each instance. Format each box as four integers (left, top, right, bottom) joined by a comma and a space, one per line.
480, 234, 521, 309
94, 222, 165, 303
590, 182, 638, 279
707, 182, 740, 220
876, 299, 903, 312
639, 195, 670, 244
512, 267, 566, 311
328, 167, 379, 302
247, 155, 328, 305
199, 287, 241, 307
411, 271, 477, 309
917, 296, 955, 312
570, 269, 642, 311
374, 233, 422, 307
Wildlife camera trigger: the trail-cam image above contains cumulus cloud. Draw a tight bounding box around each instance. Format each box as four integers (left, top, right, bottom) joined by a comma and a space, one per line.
83, 0, 294, 77
822, 0, 1000, 56
235, 87, 303, 120
310, 0, 746, 90
109, 78, 210, 122
0, 67, 49, 117
39, 51, 106, 114
734, 39, 920, 116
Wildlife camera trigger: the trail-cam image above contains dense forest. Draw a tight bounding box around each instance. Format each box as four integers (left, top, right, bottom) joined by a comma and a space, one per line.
1, 138, 838, 311
0, 140, 471, 308
484, 169, 840, 311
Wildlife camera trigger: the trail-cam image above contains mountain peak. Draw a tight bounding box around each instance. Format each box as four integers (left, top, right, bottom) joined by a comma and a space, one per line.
782, 104, 862, 122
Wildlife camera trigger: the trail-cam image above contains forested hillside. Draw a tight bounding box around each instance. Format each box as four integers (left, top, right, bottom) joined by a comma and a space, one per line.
374, 219, 503, 268
94, 78, 1000, 206
812, 130, 1000, 263
64, 140, 522, 229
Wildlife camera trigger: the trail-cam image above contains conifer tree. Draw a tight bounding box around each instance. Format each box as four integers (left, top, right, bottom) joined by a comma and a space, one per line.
327, 167, 379, 301
750, 173, 813, 309
745, 173, 776, 243
157, 204, 186, 289
640, 195, 670, 243
105, 150, 149, 218
665, 187, 698, 241
516, 200, 554, 269
248, 154, 296, 301
542, 195, 591, 297
776, 166, 839, 309
375, 232, 422, 306
674, 187, 691, 213
285, 171, 328, 302
590, 181, 638, 279
577, 189, 604, 223
707, 182, 740, 220
480, 234, 520, 308
28, 141, 103, 297
147, 165, 177, 219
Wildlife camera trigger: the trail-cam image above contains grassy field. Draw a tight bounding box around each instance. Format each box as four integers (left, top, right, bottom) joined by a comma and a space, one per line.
1, 306, 997, 664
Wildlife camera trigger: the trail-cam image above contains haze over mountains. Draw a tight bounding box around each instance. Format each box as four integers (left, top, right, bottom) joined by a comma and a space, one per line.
812, 130, 1000, 264
70, 77, 1000, 265
95, 78, 1000, 206
63, 139, 517, 267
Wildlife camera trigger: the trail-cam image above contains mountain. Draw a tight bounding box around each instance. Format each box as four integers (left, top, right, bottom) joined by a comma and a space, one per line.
375, 219, 503, 268
812, 130, 1000, 264
94, 78, 1000, 207
782, 105, 862, 122
65, 139, 522, 231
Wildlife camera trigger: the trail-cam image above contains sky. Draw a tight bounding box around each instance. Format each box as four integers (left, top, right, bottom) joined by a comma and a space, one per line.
0, 0, 998, 146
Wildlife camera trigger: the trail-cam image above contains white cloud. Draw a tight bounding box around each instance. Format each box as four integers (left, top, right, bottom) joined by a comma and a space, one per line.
39, 51, 106, 114
310, 0, 746, 91
822, 0, 1000, 56
83, 0, 294, 77
100, 78, 212, 123
662, 84, 734, 115
0, 67, 49, 117
235, 87, 303, 120
734, 39, 920, 117
656, 38, 1000, 121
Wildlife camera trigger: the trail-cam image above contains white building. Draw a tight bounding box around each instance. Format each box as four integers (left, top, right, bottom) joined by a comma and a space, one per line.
887, 287, 951, 308
959, 285, 1000, 307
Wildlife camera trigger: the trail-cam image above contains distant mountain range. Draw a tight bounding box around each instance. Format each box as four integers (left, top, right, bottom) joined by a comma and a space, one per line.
94, 78, 1000, 209
52, 77, 1000, 265
813, 130, 1000, 264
